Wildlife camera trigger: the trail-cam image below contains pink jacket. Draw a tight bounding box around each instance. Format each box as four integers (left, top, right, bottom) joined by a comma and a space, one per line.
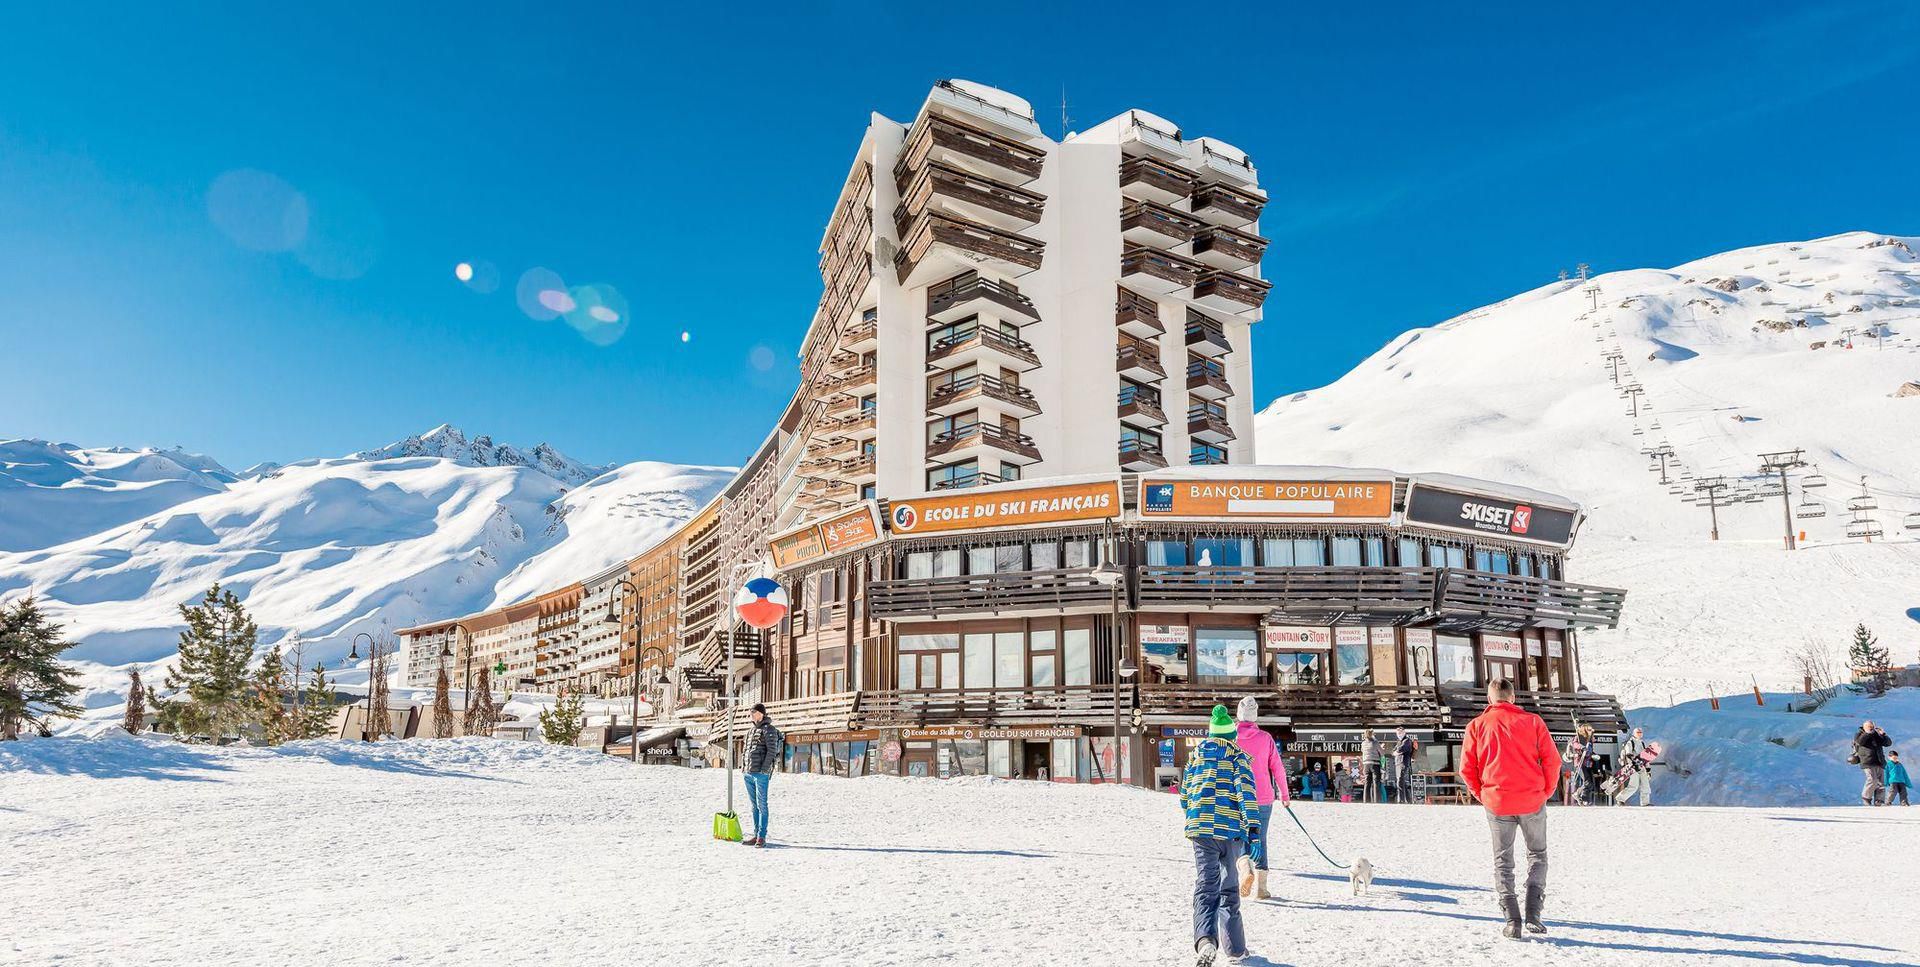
1236, 722, 1289, 805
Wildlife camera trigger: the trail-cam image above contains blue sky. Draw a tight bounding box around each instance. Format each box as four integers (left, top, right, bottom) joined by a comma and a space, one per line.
2, 1, 1915, 470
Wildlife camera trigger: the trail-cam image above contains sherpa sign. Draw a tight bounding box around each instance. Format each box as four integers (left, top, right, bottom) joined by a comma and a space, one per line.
1404, 485, 1576, 546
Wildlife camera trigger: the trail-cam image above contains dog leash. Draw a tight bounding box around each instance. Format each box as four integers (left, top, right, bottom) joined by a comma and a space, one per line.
1280, 802, 1351, 871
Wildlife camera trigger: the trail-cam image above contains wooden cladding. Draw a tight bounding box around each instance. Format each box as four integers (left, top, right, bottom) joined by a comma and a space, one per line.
925, 420, 1043, 463
896, 213, 1045, 282
896, 115, 1045, 188
1140, 683, 1446, 728
1121, 245, 1205, 291
1132, 565, 1626, 632
1190, 183, 1266, 225
1120, 156, 1198, 200
1193, 269, 1272, 311
898, 162, 1046, 232
868, 567, 1116, 618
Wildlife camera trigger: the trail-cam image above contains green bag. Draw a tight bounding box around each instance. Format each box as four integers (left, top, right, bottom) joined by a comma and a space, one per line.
713, 811, 742, 842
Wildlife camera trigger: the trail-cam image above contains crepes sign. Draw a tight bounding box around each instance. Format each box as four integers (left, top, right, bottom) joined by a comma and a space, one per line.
1404, 485, 1577, 546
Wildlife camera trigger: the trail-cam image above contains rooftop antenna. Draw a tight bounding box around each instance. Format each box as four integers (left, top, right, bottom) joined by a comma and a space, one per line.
1695, 476, 1730, 541
1758, 449, 1807, 550
1060, 85, 1071, 137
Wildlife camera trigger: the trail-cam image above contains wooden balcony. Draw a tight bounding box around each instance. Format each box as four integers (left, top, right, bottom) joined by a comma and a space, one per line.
1116, 286, 1164, 338
1431, 570, 1627, 632
925, 420, 1043, 465
1119, 437, 1168, 471
898, 162, 1046, 234
896, 213, 1045, 285
1190, 183, 1266, 228
1187, 359, 1233, 399
1191, 225, 1268, 271
1138, 565, 1441, 622
926, 372, 1041, 416
707, 690, 862, 740
1193, 269, 1272, 314
1116, 338, 1166, 382
1187, 407, 1235, 444
868, 567, 1117, 619
823, 410, 878, 441
1140, 684, 1448, 729
927, 325, 1041, 371
896, 114, 1045, 188
1121, 245, 1204, 295
680, 667, 724, 694
1117, 385, 1167, 428
1121, 200, 1205, 248
931, 469, 1009, 491
1120, 156, 1198, 205
860, 687, 1120, 728
1185, 314, 1233, 356
1439, 687, 1626, 735
839, 317, 878, 353
928, 272, 1040, 324
696, 628, 765, 672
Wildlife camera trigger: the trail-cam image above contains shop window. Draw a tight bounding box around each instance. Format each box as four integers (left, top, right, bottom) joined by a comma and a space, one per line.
995, 631, 1023, 688
964, 633, 992, 688
1272, 651, 1327, 685
968, 547, 995, 574
1147, 540, 1189, 566
1263, 538, 1326, 566
1051, 738, 1078, 781
1516, 555, 1534, 578
1331, 537, 1362, 567
897, 654, 916, 689
1540, 558, 1558, 581
1193, 538, 1253, 568
1437, 635, 1476, 685
1030, 541, 1059, 570
996, 544, 1025, 572
1064, 540, 1095, 568
1195, 627, 1260, 682
1063, 628, 1092, 686
1473, 549, 1492, 572
1363, 537, 1386, 567
988, 740, 1013, 778
1489, 552, 1511, 574
1398, 537, 1422, 567
1030, 653, 1056, 686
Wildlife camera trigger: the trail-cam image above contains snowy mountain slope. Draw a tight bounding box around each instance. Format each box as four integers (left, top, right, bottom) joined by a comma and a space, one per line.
1258, 231, 1920, 705
351, 423, 610, 487
0, 427, 729, 703
0, 440, 236, 551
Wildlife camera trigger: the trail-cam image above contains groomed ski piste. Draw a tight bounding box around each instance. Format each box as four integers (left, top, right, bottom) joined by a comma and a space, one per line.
4, 733, 1912, 967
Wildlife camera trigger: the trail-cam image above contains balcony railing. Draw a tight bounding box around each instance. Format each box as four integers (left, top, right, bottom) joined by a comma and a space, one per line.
896, 213, 1045, 283
868, 567, 1116, 618
1185, 315, 1232, 356
860, 687, 1120, 727
1121, 245, 1204, 293
1190, 183, 1266, 227
1120, 156, 1198, 203
696, 628, 765, 672
1439, 687, 1626, 735
928, 272, 1040, 324
1193, 270, 1272, 313
1117, 385, 1167, 426
1121, 200, 1205, 246
927, 325, 1041, 369
1116, 286, 1164, 337
1196, 144, 1257, 184
926, 420, 1043, 463
1116, 338, 1167, 381
1118, 437, 1168, 470
1187, 359, 1232, 397
1132, 565, 1627, 632
1191, 225, 1268, 270
930, 469, 1008, 491
929, 79, 1042, 138
896, 115, 1045, 188
1431, 570, 1627, 632
1139, 684, 1447, 729
898, 162, 1047, 233
1187, 407, 1235, 443
706, 690, 862, 740
927, 372, 1041, 415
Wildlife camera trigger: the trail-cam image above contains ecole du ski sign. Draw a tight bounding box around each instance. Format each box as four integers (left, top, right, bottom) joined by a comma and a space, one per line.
887, 480, 1121, 536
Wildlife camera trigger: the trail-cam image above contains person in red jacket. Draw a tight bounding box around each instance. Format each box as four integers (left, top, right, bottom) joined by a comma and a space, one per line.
1460, 678, 1560, 939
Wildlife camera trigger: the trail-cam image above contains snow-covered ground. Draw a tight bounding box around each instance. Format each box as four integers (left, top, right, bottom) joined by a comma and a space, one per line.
3, 737, 1913, 967
1258, 231, 1920, 706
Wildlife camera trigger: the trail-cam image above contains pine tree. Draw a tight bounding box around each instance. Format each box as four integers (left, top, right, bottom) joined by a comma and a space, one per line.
124, 669, 146, 734
539, 687, 587, 746
299, 662, 340, 739
251, 643, 296, 745
432, 664, 455, 739
0, 597, 84, 740
164, 584, 260, 741
1848, 623, 1892, 695
465, 665, 498, 737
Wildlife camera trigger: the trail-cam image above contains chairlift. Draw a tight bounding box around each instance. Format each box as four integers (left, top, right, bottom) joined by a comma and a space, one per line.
1905, 512, 1920, 530
1649, 419, 1663, 430
1849, 495, 1879, 512
1795, 498, 1827, 520
1801, 469, 1827, 488
1631, 426, 1644, 436
1847, 522, 1884, 540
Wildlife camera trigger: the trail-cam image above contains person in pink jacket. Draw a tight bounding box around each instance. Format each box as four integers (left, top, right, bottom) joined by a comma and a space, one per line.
1234, 696, 1289, 899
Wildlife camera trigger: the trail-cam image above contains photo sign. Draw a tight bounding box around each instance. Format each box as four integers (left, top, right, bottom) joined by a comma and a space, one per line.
1139, 476, 1393, 521
767, 502, 884, 570
1404, 484, 1577, 546
887, 479, 1121, 536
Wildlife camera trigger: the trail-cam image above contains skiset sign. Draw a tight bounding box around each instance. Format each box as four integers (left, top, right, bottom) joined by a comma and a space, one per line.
1403, 485, 1577, 546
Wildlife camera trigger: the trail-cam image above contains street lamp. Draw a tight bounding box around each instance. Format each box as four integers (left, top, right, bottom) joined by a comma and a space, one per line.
603, 576, 643, 762
346, 632, 375, 741
1091, 557, 1130, 785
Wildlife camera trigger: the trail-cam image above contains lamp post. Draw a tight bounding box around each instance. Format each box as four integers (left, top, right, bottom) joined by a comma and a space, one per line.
1091, 558, 1134, 785
346, 632, 375, 741
602, 576, 643, 762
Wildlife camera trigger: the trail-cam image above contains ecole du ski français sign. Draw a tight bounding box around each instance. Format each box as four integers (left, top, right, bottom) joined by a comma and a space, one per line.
887, 480, 1121, 536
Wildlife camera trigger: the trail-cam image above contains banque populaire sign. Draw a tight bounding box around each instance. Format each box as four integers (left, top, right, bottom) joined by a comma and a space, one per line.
886, 479, 1121, 536
1403, 484, 1577, 546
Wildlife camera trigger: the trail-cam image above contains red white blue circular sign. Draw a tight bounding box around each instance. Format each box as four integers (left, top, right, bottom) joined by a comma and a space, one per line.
732, 577, 789, 630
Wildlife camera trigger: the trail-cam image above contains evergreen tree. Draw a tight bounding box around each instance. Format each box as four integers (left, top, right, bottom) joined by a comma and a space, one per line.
0, 597, 84, 740
465, 665, 498, 736
299, 662, 340, 739
539, 687, 587, 746
432, 665, 455, 739
251, 643, 296, 745
1848, 623, 1892, 695
124, 668, 146, 734
164, 584, 259, 741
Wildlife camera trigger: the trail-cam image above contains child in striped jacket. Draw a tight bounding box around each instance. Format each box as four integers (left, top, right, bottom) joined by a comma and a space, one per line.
1180, 704, 1259, 965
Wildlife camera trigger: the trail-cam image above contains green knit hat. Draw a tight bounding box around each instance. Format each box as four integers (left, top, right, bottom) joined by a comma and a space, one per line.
1208, 704, 1236, 736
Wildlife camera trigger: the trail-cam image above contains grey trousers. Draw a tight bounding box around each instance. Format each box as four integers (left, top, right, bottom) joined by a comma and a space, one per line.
1861, 766, 1885, 804
1487, 807, 1548, 914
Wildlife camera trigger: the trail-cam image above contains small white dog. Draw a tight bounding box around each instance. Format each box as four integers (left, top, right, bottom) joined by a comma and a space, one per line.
1349, 857, 1374, 896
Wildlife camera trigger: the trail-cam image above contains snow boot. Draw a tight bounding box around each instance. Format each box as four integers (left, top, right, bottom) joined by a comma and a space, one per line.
1194, 938, 1218, 967
741, 836, 761, 847
1524, 887, 1546, 935
1237, 855, 1255, 897
1500, 898, 1523, 939
1254, 870, 1272, 900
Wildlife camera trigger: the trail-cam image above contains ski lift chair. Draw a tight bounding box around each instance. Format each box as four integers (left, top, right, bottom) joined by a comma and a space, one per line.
1802, 468, 1827, 488
1795, 499, 1826, 520
1904, 512, 1920, 530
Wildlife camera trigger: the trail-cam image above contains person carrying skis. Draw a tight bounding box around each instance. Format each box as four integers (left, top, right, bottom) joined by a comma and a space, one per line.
1392, 725, 1419, 804
1883, 750, 1910, 806
1614, 727, 1655, 806
1181, 704, 1258, 966
1460, 678, 1559, 939
1563, 724, 1597, 805
741, 703, 783, 847
1233, 696, 1289, 901
1853, 721, 1893, 806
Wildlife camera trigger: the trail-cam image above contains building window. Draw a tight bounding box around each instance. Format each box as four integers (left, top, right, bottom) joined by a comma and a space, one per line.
1437, 635, 1476, 685
1262, 538, 1325, 566
1397, 537, 1422, 567
905, 549, 963, 579
927, 460, 982, 491
1063, 628, 1092, 686
1363, 537, 1386, 566
1516, 555, 1534, 578
1190, 442, 1228, 466
1030, 542, 1059, 570
859, 394, 877, 414
1146, 540, 1188, 566
1331, 537, 1362, 567
860, 484, 876, 501
1489, 551, 1511, 574
1064, 540, 1095, 568
995, 632, 1023, 688
1335, 639, 1371, 685
862, 306, 877, 323
1272, 650, 1327, 685
1000, 462, 1022, 482
1193, 538, 1253, 567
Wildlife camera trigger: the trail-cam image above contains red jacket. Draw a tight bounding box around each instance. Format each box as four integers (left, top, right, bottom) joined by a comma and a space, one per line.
1460, 701, 1560, 816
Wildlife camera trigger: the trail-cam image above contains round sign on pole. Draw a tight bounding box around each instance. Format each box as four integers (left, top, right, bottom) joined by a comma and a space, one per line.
733, 577, 789, 630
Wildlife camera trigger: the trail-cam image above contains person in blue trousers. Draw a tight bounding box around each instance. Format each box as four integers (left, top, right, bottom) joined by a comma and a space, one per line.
741, 704, 782, 847
1180, 705, 1259, 966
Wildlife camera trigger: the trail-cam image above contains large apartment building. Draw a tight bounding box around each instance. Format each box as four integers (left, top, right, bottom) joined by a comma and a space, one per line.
399, 82, 1628, 792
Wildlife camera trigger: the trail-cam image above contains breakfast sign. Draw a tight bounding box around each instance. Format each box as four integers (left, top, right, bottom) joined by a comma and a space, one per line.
887, 479, 1122, 536
1140, 475, 1393, 522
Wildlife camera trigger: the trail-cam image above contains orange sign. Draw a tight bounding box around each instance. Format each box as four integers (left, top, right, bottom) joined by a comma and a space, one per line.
818, 503, 882, 554
769, 526, 826, 570
886, 479, 1121, 535
1139, 477, 1392, 521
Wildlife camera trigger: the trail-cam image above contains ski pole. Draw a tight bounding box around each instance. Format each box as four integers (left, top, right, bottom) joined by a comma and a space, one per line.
1281, 802, 1350, 871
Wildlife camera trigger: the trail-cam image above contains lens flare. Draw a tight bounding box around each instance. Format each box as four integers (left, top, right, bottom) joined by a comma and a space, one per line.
681, 331, 692, 343
454, 262, 474, 282
293, 183, 384, 280
207, 169, 308, 253
538, 289, 577, 313
563, 284, 629, 346
459, 259, 500, 294
749, 346, 776, 371
516, 267, 567, 320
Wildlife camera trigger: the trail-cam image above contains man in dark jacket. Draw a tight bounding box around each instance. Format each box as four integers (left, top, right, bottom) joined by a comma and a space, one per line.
1855, 720, 1893, 806
1392, 726, 1418, 804
1460, 679, 1559, 939
741, 704, 783, 846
